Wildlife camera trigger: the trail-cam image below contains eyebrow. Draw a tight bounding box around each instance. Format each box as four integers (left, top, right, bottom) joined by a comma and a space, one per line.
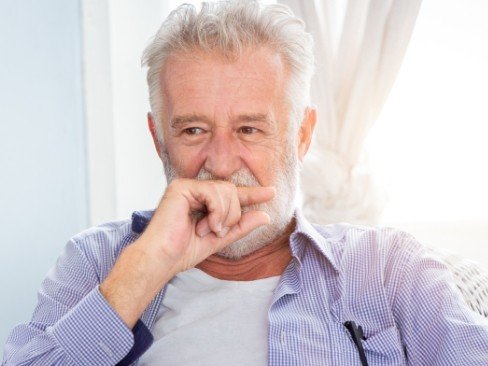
234, 113, 270, 124
170, 114, 211, 128
170, 113, 272, 128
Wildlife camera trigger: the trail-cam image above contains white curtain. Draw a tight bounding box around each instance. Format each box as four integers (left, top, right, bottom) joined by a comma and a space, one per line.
279, 0, 423, 225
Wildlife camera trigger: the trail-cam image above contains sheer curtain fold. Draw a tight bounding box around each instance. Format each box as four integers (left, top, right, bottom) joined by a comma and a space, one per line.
280, 0, 422, 225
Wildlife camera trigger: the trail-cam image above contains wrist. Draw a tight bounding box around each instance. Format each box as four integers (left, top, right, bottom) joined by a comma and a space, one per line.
99, 242, 178, 328
130, 237, 181, 283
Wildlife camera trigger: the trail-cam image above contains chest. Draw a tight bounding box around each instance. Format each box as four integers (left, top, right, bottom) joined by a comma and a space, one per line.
139, 262, 410, 366
138, 270, 279, 366
267, 290, 408, 365
268, 258, 407, 366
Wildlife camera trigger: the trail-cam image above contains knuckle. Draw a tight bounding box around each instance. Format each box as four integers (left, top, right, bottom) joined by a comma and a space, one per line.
230, 212, 241, 226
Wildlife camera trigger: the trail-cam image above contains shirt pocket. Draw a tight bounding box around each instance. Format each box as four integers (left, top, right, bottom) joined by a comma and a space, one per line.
362, 326, 407, 365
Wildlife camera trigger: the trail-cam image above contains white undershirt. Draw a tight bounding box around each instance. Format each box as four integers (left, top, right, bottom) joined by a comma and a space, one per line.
138, 268, 280, 366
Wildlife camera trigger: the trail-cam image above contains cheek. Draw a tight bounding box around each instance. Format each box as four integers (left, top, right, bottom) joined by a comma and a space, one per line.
165, 144, 207, 178
240, 146, 284, 186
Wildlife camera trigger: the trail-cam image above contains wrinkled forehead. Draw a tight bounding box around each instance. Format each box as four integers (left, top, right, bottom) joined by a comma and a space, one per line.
159, 47, 289, 111
161, 46, 286, 78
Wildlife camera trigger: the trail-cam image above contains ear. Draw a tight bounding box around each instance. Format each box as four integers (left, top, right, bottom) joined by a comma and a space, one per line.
148, 112, 163, 158
297, 106, 317, 161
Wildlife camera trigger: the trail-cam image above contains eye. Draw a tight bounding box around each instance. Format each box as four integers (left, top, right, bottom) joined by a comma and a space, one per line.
238, 126, 259, 135
183, 127, 205, 135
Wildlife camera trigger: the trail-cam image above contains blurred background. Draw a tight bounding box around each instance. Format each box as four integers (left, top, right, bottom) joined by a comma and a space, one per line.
0, 0, 487, 349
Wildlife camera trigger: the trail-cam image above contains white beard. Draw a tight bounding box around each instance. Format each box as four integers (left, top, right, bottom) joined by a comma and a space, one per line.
162, 147, 299, 260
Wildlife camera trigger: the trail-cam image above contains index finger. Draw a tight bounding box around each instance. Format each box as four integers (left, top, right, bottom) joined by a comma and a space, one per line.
237, 186, 276, 206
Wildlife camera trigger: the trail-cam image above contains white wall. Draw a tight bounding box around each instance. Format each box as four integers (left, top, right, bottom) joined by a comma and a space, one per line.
109, 0, 167, 221
0, 0, 87, 349
83, 0, 166, 225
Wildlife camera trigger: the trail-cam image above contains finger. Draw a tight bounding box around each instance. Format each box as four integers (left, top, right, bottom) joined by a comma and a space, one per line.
206, 186, 271, 237
195, 216, 211, 238
222, 186, 241, 229
196, 189, 240, 238
237, 186, 276, 206
196, 217, 231, 239
208, 186, 227, 234
217, 210, 271, 245
202, 215, 230, 239
189, 181, 231, 236
187, 181, 227, 234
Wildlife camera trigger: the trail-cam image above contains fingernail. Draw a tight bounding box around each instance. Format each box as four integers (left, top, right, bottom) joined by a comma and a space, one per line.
217, 226, 230, 238
215, 222, 222, 233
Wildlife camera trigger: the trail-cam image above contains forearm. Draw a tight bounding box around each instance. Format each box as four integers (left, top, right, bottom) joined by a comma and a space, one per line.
100, 238, 178, 329
3, 287, 135, 366
2, 237, 154, 366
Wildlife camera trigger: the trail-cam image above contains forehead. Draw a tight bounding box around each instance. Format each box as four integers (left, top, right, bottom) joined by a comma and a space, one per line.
159, 47, 288, 115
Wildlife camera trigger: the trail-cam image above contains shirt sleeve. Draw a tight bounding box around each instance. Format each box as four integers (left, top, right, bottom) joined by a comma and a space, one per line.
393, 234, 488, 365
2, 238, 145, 366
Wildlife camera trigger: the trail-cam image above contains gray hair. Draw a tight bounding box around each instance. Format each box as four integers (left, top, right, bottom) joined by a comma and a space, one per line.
141, 0, 314, 143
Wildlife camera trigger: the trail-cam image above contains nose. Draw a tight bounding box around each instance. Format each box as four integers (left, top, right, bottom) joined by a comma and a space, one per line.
203, 128, 242, 179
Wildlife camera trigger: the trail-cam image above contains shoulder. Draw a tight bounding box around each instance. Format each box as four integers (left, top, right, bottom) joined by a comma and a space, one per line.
70, 218, 134, 248
314, 222, 424, 260
65, 218, 139, 279
312, 222, 427, 288
311, 223, 436, 313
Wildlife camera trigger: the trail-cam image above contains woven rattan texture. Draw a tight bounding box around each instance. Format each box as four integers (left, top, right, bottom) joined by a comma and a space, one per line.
429, 246, 488, 318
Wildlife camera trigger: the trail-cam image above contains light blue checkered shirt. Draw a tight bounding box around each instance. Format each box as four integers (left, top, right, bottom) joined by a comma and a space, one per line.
3, 210, 488, 365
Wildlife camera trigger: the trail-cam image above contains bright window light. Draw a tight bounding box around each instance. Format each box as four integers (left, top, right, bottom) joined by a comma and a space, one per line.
365, 0, 488, 225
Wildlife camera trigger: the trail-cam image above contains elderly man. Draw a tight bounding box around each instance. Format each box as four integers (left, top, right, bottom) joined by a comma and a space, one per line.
3, 1, 488, 365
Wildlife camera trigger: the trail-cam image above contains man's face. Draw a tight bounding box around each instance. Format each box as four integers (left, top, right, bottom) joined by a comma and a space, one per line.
153, 47, 303, 258
159, 47, 293, 185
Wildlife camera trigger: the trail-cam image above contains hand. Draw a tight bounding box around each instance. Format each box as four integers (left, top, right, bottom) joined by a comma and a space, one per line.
143, 178, 276, 273
100, 178, 275, 328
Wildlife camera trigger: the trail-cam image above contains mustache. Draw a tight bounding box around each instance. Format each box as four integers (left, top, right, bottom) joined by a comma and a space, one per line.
190, 168, 266, 221
195, 168, 261, 188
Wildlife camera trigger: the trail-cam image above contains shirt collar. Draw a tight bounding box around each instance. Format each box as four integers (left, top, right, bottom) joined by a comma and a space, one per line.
130, 208, 341, 272
291, 209, 340, 272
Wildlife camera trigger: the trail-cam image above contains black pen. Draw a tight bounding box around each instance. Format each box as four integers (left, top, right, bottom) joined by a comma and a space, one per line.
344, 321, 369, 366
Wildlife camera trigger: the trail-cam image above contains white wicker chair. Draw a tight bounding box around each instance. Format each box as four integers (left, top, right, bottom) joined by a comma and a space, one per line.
429, 246, 488, 318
